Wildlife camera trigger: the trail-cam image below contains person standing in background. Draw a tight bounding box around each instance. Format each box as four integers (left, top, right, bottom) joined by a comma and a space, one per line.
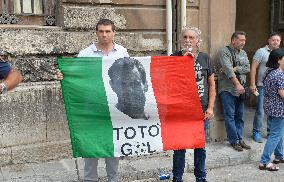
249, 33, 281, 143
218, 31, 251, 152
259, 48, 284, 171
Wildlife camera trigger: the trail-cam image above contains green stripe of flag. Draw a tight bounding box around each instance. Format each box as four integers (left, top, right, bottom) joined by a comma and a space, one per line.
57, 57, 114, 158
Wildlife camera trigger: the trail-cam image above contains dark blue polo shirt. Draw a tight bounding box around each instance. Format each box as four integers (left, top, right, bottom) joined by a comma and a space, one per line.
0, 61, 12, 79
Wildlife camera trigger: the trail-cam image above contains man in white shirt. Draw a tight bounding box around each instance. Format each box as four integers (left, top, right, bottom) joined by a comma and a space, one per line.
58, 18, 129, 182
249, 33, 281, 143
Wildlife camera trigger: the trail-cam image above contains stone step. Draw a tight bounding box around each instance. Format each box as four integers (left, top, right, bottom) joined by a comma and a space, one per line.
0, 139, 265, 182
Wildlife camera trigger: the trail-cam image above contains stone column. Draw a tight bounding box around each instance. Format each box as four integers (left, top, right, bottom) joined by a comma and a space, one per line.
207, 0, 236, 141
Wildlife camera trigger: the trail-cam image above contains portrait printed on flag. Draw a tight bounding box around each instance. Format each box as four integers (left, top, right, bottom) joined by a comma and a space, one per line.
103, 57, 163, 156
108, 57, 150, 120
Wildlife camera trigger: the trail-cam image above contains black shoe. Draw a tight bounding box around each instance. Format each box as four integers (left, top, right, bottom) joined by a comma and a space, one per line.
273, 158, 284, 164
240, 141, 251, 150
196, 179, 207, 182
172, 177, 183, 182
231, 143, 243, 151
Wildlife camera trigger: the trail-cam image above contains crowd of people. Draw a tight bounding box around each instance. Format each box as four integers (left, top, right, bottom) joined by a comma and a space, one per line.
1, 18, 283, 182
217, 31, 283, 173
171, 27, 283, 181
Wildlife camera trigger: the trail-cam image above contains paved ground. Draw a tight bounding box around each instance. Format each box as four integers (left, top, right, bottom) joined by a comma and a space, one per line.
1, 106, 282, 182
133, 162, 284, 182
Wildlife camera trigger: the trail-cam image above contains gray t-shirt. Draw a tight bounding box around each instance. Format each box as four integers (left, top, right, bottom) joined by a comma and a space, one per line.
253, 45, 271, 86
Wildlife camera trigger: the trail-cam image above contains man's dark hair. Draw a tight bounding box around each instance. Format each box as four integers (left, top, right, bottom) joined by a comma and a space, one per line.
96, 19, 116, 31
231, 31, 246, 41
268, 32, 282, 39
266, 48, 284, 69
108, 57, 147, 85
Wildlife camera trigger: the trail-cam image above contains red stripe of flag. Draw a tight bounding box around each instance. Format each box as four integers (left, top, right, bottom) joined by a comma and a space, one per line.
150, 56, 205, 150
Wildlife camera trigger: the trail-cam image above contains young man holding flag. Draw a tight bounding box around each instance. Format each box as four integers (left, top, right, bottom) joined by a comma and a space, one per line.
57, 18, 129, 182
171, 26, 216, 182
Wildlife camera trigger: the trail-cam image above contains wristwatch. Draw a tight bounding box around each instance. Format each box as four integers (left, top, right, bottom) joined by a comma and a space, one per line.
0, 83, 8, 94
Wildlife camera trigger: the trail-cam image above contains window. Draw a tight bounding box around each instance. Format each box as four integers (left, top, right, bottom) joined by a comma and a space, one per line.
271, 0, 284, 31
0, 0, 56, 25
13, 0, 44, 15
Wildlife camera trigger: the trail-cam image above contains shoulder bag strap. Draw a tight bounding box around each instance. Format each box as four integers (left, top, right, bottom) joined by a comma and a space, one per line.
226, 46, 236, 67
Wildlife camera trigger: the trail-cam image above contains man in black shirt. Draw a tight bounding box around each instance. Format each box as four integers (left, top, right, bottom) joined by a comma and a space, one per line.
172, 26, 216, 182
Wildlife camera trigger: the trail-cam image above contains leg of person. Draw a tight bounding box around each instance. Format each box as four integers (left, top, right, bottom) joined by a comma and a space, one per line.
84, 158, 99, 182
272, 117, 284, 164
260, 116, 284, 167
194, 148, 206, 182
172, 149, 186, 182
219, 92, 242, 151
273, 135, 284, 164
235, 99, 250, 149
204, 120, 209, 139
194, 120, 209, 182
105, 157, 119, 182
252, 86, 264, 142
235, 98, 245, 141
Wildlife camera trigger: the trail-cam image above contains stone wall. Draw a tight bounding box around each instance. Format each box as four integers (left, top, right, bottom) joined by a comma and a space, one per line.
207, 0, 236, 142
0, 0, 167, 166
0, 82, 70, 166
0, 0, 236, 166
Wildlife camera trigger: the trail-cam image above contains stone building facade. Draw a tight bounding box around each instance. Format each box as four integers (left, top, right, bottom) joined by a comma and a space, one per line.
0, 0, 236, 166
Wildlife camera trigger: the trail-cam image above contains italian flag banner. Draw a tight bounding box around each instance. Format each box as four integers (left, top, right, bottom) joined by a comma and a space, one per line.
58, 56, 204, 158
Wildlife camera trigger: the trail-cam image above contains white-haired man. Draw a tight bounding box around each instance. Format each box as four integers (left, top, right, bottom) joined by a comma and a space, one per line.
171, 27, 216, 182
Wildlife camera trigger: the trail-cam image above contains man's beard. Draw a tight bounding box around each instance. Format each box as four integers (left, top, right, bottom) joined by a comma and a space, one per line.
116, 95, 147, 119
236, 44, 244, 50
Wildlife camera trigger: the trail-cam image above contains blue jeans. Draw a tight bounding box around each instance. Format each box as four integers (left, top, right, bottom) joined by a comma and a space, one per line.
260, 116, 284, 165
219, 91, 244, 144
172, 121, 209, 182
252, 86, 270, 133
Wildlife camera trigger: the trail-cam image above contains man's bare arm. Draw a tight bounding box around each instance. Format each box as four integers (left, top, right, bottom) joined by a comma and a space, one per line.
230, 76, 245, 94
2, 69, 23, 91
249, 60, 259, 93
204, 74, 216, 120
